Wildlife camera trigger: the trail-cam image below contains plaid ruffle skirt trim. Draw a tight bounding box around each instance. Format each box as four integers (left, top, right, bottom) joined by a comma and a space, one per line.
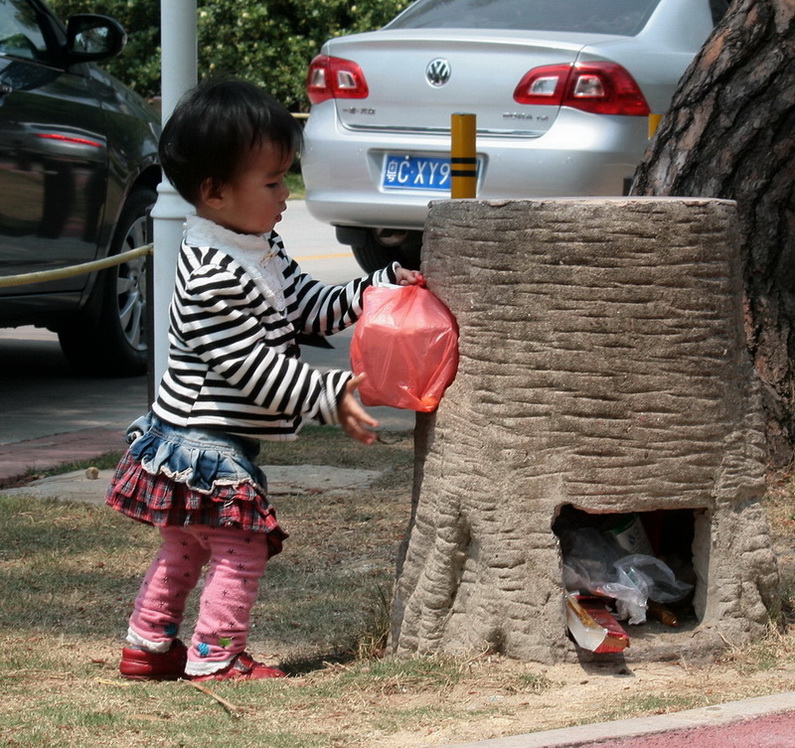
106, 449, 288, 557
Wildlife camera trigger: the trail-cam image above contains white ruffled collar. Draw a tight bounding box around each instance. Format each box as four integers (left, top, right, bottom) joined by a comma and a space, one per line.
184, 214, 286, 311
184, 214, 277, 258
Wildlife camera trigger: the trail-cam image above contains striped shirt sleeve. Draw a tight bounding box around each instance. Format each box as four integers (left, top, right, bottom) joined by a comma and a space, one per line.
177, 262, 351, 425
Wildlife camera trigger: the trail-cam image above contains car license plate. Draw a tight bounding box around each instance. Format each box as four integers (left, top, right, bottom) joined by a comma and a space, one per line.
381, 154, 453, 192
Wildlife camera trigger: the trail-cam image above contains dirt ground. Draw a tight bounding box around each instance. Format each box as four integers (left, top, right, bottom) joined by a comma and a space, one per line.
347, 655, 795, 746
251, 646, 795, 747
271, 468, 795, 747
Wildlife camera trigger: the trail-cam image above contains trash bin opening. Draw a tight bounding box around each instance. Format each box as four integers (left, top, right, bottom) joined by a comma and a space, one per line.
552, 505, 702, 653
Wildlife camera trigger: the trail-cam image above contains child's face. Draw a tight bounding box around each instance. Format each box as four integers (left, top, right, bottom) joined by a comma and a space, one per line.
199, 141, 293, 235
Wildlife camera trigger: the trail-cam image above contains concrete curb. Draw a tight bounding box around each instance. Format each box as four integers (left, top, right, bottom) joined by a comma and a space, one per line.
444, 692, 795, 747
0, 426, 126, 486
0, 464, 384, 504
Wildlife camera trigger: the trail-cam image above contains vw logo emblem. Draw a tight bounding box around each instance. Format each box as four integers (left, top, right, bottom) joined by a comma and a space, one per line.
426, 58, 451, 87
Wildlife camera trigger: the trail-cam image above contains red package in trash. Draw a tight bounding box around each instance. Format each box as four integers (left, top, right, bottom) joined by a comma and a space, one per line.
350, 284, 459, 412
566, 594, 630, 654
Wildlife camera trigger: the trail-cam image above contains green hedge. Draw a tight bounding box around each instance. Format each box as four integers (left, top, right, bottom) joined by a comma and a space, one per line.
49, 0, 411, 111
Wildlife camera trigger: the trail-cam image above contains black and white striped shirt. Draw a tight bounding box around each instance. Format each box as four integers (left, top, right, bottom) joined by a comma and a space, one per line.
152, 216, 397, 440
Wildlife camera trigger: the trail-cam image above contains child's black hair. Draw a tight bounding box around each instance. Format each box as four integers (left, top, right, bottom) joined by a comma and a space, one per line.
158, 77, 303, 205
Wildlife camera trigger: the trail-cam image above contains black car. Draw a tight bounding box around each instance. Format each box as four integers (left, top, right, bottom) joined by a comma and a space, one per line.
0, 0, 160, 376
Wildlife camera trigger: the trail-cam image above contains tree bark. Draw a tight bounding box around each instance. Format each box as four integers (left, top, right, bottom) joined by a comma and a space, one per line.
631, 0, 795, 468
390, 198, 779, 663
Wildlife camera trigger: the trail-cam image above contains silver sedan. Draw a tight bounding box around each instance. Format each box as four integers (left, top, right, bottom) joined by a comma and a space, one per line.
302, 0, 729, 271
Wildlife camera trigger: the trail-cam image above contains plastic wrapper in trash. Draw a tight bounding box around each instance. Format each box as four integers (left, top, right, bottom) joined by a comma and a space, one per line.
561, 527, 622, 590
350, 284, 459, 412
561, 527, 646, 624
599, 567, 650, 625
561, 527, 692, 625
613, 555, 693, 605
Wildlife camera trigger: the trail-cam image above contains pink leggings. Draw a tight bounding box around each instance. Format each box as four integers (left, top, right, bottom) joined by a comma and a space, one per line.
128, 525, 270, 674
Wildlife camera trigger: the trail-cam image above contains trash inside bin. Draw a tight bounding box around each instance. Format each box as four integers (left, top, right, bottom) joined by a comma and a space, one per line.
557, 509, 695, 650
566, 594, 630, 653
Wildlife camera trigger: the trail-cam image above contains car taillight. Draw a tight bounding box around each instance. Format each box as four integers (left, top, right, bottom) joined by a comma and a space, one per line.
36, 133, 103, 148
513, 62, 650, 116
306, 54, 369, 104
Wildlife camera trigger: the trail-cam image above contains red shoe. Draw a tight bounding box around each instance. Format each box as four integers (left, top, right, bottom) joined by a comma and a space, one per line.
119, 639, 187, 681
188, 651, 287, 682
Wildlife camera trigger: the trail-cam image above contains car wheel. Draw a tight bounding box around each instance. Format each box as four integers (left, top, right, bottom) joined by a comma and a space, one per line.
58, 187, 156, 377
350, 228, 422, 273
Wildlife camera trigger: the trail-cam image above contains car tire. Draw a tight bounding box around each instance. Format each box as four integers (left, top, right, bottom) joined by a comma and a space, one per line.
350, 229, 422, 273
58, 187, 156, 377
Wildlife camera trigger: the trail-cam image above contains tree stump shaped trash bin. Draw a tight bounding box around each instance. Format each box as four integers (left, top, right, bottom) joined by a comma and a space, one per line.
390, 197, 779, 664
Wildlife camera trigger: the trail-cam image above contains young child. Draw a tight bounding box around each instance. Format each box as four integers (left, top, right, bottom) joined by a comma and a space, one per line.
106, 77, 422, 682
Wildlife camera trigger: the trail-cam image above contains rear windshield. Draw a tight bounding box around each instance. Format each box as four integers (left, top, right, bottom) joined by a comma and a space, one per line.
387, 0, 664, 36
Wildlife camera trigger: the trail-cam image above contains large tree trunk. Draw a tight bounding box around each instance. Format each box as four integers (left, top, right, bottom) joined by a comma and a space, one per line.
631, 0, 795, 468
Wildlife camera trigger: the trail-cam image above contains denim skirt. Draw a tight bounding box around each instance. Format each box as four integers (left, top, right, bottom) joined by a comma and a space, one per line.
105, 413, 287, 553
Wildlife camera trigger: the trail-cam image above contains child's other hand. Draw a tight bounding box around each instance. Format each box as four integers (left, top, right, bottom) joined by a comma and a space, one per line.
338, 374, 378, 445
395, 267, 425, 286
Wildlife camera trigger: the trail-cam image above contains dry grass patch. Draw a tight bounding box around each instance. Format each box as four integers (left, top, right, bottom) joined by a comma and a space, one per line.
2, 428, 795, 746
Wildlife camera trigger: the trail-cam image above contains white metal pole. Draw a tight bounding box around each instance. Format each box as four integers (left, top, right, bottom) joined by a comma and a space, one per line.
151, 0, 197, 390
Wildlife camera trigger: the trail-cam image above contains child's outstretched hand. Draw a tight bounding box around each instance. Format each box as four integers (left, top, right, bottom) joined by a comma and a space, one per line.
338, 373, 378, 445
395, 267, 425, 286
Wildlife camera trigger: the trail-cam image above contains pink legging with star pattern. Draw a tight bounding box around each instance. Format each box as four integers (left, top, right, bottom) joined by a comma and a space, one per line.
128, 525, 270, 674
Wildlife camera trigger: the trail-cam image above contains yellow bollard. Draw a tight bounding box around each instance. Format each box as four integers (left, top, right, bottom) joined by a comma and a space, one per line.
451, 113, 477, 198
648, 113, 663, 139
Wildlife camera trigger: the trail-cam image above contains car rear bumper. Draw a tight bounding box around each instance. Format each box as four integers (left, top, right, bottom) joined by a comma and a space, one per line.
302, 105, 649, 231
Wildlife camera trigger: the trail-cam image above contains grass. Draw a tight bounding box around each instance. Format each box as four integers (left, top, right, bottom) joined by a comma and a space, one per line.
2, 426, 795, 746
286, 169, 306, 200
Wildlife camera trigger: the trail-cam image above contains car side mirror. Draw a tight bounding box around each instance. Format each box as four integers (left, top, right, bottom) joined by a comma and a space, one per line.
65, 15, 126, 64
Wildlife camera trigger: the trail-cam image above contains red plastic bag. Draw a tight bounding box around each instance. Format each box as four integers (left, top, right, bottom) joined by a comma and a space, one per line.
351, 284, 458, 412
